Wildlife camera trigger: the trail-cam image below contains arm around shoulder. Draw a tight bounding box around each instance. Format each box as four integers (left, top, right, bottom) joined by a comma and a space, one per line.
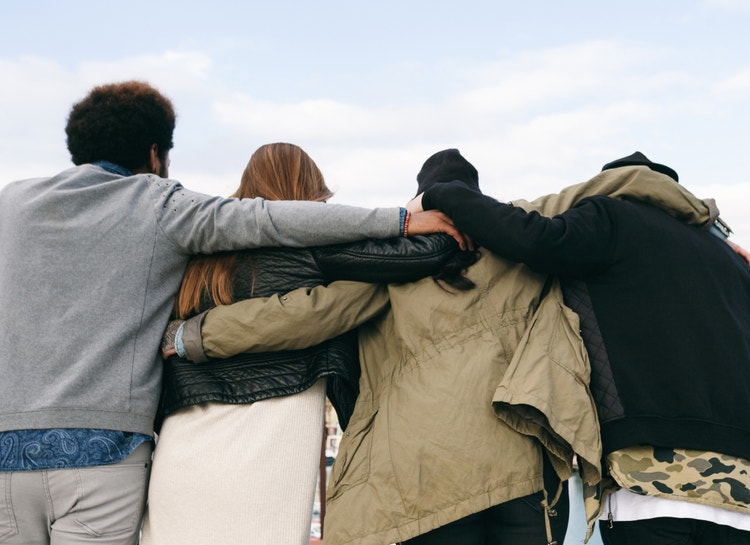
153, 181, 403, 254
182, 281, 389, 361
313, 234, 459, 283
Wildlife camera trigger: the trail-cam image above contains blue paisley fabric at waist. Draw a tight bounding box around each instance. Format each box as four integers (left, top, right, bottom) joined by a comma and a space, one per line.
0, 429, 152, 471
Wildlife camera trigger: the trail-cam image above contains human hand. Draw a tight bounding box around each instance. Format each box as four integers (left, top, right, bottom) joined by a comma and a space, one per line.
161, 319, 184, 359
727, 240, 750, 266
408, 210, 473, 251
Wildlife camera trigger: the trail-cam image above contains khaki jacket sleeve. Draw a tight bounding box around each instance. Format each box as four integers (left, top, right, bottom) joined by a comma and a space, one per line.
493, 279, 602, 486
512, 166, 718, 226
182, 281, 389, 362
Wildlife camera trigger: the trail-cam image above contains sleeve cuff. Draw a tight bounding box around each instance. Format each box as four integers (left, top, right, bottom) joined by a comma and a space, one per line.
174, 323, 187, 358
181, 310, 210, 363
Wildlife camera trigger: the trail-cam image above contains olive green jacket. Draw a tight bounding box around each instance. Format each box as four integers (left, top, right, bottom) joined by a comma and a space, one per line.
323, 168, 716, 545
182, 167, 716, 545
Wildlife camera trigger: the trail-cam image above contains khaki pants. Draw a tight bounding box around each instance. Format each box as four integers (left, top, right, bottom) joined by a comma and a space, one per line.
0, 442, 151, 545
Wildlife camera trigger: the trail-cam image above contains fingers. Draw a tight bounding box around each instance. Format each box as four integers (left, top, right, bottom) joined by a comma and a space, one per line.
161, 347, 177, 359
160, 319, 184, 359
439, 221, 473, 251
408, 210, 472, 251
408, 210, 448, 238
727, 240, 750, 266
429, 211, 474, 251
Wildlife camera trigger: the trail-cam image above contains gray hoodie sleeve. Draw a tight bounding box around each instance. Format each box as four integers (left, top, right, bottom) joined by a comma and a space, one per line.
149, 176, 401, 254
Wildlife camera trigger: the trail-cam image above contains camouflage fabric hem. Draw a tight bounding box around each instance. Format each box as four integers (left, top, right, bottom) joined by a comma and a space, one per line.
607, 446, 750, 513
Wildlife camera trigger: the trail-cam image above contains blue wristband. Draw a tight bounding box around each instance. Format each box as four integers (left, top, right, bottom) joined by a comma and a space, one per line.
399, 207, 407, 237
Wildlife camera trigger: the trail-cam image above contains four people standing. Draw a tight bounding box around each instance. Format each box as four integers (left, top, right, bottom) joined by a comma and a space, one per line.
1, 77, 748, 545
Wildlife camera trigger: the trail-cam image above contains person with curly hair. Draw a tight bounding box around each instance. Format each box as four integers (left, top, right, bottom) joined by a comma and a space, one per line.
0, 81, 464, 545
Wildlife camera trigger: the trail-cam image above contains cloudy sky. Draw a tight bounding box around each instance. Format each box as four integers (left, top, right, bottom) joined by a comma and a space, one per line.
2, 0, 749, 246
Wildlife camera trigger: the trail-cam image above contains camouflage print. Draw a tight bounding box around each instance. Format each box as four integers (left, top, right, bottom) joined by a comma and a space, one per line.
582, 471, 615, 540
579, 447, 750, 541
608, 446, 750, 512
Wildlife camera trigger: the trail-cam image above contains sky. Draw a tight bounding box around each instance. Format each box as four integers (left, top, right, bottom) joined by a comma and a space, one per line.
2, 0, 749, 247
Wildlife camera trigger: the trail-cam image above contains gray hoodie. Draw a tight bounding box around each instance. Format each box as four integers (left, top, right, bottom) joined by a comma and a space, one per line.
0, 164, 400, 435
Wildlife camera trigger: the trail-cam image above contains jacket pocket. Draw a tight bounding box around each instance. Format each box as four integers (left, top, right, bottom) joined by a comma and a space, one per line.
328, 408, 378, 500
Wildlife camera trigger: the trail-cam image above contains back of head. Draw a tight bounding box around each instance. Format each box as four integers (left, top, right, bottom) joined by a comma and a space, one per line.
601, 151, 679, 182
416, 148, 480, 196
65, 80, 176, 171
175, 143, 331, 319
235, 142, 333, 202
417, 148, 481, 291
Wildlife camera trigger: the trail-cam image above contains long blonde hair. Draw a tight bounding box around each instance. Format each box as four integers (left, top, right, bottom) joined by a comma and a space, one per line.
174, 143, 333, 319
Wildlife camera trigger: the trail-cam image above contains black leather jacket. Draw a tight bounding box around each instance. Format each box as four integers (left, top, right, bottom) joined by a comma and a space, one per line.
158, 234, 459, 430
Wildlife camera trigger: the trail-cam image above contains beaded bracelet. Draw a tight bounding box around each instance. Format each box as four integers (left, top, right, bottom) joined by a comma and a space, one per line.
403, 211, 411, 237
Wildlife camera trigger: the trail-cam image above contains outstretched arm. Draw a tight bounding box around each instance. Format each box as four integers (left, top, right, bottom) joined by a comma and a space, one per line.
418, 181, 616, 276
165, 281, 389, 363
157, 180, 469, 254
409, 166, 717, 228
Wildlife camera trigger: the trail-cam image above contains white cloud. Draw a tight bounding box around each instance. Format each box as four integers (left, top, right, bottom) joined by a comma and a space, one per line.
77, 51, 214, 92
714, 68, 750, 97
213, 95, 400, 143
2, 37, 750, 247
204, 39, 680, 191
459, 41, 680, 111
0, 51, 218, 183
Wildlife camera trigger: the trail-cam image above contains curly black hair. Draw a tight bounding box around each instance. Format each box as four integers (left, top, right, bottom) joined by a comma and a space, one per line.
65, 80, 176, 170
